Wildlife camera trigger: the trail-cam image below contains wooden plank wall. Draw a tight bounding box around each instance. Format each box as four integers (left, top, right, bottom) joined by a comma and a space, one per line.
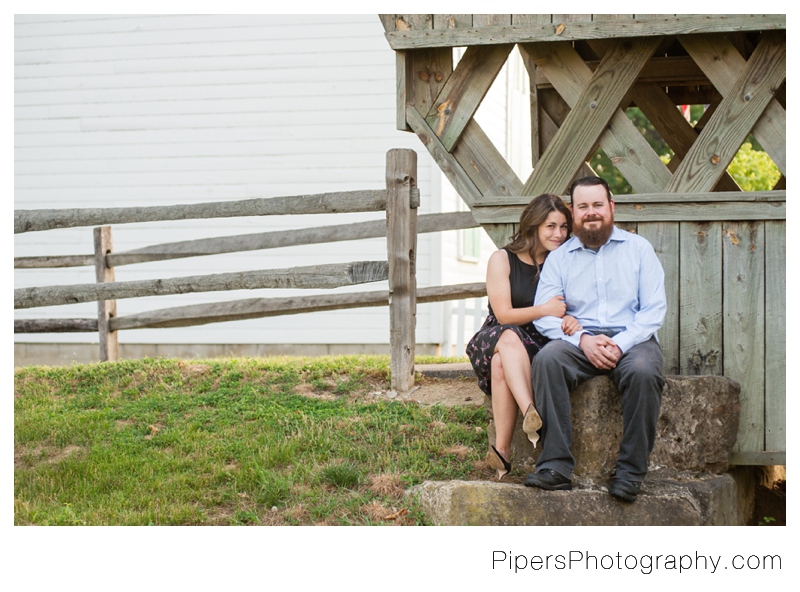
621, 220, 784, 463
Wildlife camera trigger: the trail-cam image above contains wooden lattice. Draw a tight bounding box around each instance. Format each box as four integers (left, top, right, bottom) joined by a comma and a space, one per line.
381, 14, 785, 246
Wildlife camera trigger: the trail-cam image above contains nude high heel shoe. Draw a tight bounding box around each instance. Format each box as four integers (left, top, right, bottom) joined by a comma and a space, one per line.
486, 445, 511, 481
522, 403, 542, 449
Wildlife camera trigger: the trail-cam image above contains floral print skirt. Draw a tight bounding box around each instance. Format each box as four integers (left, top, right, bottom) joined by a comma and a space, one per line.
465, 314, 550, 397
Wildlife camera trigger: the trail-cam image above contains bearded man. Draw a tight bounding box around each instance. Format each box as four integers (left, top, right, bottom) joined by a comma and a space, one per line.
523, 176, 667, 502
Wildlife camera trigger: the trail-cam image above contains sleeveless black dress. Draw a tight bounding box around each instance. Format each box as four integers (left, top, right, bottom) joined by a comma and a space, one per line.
465, 249, 550, 396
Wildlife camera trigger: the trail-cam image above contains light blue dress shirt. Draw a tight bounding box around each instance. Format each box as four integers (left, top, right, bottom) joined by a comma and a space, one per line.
533, 226, 667, 354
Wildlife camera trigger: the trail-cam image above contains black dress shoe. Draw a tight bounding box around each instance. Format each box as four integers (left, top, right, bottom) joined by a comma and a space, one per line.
608, 477, 642, 502
523, 469, 572, 491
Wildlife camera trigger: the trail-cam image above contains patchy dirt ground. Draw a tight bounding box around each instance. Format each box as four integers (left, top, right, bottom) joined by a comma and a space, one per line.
394, 377, 485, 407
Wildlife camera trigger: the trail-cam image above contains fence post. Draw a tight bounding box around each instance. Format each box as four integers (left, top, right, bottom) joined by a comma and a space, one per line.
386, 149, 418, 393
93, 226, 118, 362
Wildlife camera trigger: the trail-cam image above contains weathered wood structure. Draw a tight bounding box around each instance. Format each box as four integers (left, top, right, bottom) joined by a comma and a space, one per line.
380, 14, 786, 465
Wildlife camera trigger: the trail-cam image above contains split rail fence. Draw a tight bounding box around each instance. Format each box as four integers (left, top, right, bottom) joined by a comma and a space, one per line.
14, 149, 486, 393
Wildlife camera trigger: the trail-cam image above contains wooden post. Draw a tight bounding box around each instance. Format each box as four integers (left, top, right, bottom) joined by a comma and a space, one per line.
386, 149, 418, 393
93, 226, 118, 362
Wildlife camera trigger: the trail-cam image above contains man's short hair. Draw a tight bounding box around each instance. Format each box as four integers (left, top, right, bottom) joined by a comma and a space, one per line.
568, 176, 611, 204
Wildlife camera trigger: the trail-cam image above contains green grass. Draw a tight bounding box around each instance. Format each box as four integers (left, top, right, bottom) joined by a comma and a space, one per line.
14, 355, 486, 526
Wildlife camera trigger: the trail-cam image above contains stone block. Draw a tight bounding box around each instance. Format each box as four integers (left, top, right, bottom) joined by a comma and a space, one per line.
485, 375, 740, 481
408, 474, 748, 526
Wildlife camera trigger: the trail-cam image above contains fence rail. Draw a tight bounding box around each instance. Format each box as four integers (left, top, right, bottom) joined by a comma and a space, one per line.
14, 190, 393, 234
14, 149, 482, 393
14, 211, 476, 269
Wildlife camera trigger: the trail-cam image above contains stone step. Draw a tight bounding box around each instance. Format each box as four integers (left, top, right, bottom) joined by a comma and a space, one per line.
415, 362, 474, 380
408, 473, 752, 526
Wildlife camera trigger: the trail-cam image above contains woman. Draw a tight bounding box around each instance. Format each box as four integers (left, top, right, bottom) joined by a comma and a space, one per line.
465, 193, 581, 480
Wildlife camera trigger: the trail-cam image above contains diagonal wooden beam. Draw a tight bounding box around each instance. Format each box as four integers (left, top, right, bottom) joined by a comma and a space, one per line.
520, 36, 668, 196
451, 119, 523, 198
425, 44, 514, 150
630, 81, 740, 192
521, 39, 671, 195
586, 37, 735, 191
405, 105, 482, 207
540, 108, 596, 182
679, 31, 786, 175
665, 32, 786, 194
454, 118, 526, 247
411, 102, 522, 247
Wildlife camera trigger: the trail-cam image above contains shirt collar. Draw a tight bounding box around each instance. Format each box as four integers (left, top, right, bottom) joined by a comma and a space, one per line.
566, 225, 627, 252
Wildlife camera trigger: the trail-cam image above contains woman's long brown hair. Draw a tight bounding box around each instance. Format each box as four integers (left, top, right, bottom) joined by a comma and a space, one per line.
504, 193, 572, 280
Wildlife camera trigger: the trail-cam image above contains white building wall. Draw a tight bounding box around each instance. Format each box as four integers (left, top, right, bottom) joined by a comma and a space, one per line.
14, 14, 465, 353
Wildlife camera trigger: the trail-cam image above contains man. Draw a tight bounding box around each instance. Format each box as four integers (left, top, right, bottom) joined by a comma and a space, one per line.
524, 176, 666, 502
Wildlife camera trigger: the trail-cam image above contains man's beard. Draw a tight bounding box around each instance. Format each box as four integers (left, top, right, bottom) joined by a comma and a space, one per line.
574, 217, 614, 248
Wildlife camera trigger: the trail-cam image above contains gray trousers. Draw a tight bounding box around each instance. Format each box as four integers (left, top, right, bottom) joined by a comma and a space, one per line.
531, 337, 664, 482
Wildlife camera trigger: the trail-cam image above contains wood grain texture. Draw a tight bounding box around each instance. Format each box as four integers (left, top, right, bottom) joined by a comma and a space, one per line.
764, 220, 785, 452
521, 39, 671, 195
637, 222, 680, 374
15, 213, 479, 269
630, 81, 740, 192
537, 55, 709, 91
100, 212, 477, 267
386, 149, 417, 393
471, 201, 785, 223
425, 44, 513, 150
405, 105, 483, 206
473, 15, 512, 27
433, 15, 473, 29
679, 32, 786, 175
15, 255, 95, 269
110, 283, 488, 331
15, 261, 390, 309
511, 15, 551, 26
537, 96, 598, 184
729, 451, 785, 466
385, 15, 785, 49
723, 222, 765, 453
451, 119, 523, 197
378, 14, 397, 32
395, 50, 411, 131
667, 32, 786, 193
472, 191, 785, 206
94, 226, 118, 362
15, 190, 388, 233
409, 48, 453, 126
15, 318, 98, 333
679, 222, 722, 375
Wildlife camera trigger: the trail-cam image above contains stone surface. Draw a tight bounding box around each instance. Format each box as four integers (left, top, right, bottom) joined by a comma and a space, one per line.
408, 474, 750, 526
486, 375, 740, 481
415, 362, 474, 380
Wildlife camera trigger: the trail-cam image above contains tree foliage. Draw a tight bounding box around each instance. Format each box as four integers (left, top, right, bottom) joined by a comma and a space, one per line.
727, 142, 781, 191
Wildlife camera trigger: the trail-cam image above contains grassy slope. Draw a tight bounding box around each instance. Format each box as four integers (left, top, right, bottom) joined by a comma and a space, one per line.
14, 355, 487, 526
